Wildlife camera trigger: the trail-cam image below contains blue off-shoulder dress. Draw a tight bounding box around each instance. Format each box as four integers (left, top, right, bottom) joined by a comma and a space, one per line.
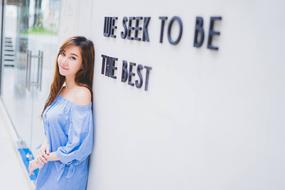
35, 95, 94, 190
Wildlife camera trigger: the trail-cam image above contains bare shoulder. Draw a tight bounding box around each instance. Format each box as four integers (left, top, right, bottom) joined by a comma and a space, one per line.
72, 86, 92, 105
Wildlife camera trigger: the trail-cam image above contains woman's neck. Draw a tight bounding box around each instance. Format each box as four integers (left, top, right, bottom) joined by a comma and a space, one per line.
65, 75, 77, 90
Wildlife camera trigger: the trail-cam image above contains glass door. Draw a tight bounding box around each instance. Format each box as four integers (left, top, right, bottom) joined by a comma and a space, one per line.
28, 0, 62, 153
1, 0, 61, 154
1, 0, 32, 148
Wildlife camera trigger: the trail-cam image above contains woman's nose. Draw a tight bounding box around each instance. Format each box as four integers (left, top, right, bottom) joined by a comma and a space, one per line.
62, 56, 68, 65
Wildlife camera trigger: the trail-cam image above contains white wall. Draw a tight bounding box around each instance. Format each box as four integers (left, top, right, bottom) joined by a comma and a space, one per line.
59, 0, 285, 189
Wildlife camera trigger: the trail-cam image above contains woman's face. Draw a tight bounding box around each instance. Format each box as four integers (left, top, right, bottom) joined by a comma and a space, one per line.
57, 45, 82, 77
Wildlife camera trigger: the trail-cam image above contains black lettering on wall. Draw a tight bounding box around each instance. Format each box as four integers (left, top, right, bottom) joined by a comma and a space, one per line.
103, 17, 110, 37
207, 16, 222, 50
142, 17, 151, 42
128, 62, 136, 86
136, 64, 144, 88
159, 16, 168, 43
107, 56, 118, 79
102, 15, 224, 92
120, 16, 151, 42
111, 17, 118, 38
143, 66, 152, 91
167, 16, 183, 45
101, 54, 107, 74
120, 60, 152, 91
134, 17, 143, 41
127, 17, 135, 40
101, 54, 118, 79
193, 16, 204, 48
121, 17, 128, 39
103, 17, 118, 38
121, 60, 128, 82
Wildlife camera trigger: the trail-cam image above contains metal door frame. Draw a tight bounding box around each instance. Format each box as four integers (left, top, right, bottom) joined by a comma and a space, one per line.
0, 0, 5, 96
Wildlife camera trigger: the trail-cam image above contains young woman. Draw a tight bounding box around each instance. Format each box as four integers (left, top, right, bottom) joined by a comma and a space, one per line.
29, 36, 95, 190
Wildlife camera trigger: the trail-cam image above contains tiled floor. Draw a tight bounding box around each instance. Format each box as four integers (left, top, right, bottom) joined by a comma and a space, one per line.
0, 100, 32, 190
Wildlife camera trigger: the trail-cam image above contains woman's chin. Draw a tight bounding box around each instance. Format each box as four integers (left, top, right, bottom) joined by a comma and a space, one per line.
59, 70, 68, 76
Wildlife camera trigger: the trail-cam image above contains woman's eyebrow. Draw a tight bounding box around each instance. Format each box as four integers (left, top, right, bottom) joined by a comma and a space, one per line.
70, 53, 78, 57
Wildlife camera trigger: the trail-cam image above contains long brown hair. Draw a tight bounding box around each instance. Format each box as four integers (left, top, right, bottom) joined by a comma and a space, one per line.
41, 36, 95, 116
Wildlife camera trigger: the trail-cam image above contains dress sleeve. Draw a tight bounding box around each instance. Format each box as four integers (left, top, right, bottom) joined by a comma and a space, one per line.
55, 104, 94, 165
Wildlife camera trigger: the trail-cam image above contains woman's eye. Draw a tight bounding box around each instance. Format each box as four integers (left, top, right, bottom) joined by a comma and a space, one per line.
70, 56, 76, 60
61, 52, 65, 56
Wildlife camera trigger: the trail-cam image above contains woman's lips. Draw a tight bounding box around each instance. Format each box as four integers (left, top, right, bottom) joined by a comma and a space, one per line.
60, 65, 69, 70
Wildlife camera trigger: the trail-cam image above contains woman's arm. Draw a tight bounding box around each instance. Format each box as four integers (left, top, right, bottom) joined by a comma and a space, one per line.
29, 137, 50, 174
39, 137, 59, 162
46, 88, 93, 164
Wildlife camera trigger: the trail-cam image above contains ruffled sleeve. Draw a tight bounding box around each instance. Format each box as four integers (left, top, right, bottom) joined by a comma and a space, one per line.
55, 104, 94, 165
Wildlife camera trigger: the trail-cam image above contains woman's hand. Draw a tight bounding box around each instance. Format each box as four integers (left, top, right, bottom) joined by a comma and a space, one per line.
36, 141, 50, 165
28, 159, 41, 175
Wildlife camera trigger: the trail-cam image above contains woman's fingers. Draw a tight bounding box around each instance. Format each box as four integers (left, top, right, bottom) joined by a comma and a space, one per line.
36, 157, 43, 165
45, 146, 50, 155
38, 144, 48, 157
36, 144, 50, 165
43, 153, 49, 161
40, 155, 48, 164
37, 155, 47, 165
37, 148, 50, 164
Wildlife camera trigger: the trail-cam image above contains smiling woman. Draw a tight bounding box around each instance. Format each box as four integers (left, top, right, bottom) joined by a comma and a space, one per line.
28, 36, 95, 190
58, 46, 82, 76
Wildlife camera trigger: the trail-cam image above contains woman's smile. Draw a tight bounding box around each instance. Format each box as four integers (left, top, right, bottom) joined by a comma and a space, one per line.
59, 64, 69, 70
